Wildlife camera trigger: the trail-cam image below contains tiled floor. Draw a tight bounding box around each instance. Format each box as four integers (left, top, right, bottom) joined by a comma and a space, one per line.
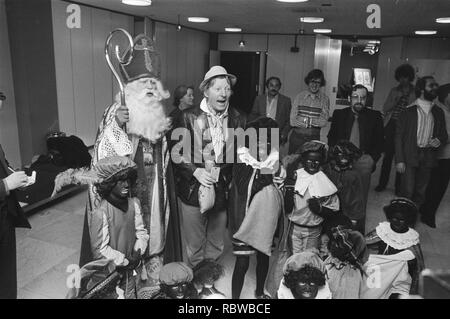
15, 165, 450, 299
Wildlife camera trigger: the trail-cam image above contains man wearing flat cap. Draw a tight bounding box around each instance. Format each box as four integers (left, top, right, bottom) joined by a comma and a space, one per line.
172, 66, 247, 267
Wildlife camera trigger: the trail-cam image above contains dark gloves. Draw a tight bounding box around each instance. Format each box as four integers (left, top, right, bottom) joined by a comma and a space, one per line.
284, 186, 295, 215
125, 249, 142, 270
308, 197, 322, 215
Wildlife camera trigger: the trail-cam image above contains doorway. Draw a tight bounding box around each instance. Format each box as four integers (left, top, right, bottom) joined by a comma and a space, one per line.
336, 38, 380, 108
220, 51, 261, 114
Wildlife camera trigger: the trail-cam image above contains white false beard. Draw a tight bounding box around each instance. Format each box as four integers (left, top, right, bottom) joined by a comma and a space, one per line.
122, 81, 172, 144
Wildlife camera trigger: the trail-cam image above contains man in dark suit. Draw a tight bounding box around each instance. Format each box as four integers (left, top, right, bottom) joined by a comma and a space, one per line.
0, 95, 31, 299
250, 76, 292, 145
395, 76, 447, 208
328, 84, 384, 233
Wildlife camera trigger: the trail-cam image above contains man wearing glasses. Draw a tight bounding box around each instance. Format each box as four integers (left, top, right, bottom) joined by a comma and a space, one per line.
328, 84, 384, 234
395, 76, 448, 209
289, 69, 330, 154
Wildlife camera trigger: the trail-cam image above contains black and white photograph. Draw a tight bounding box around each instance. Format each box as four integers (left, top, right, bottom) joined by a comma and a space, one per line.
1, 0, 450, 306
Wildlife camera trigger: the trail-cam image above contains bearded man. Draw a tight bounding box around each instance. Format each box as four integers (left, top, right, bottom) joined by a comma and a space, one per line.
79, 34, 181, 298
395, 76, 448, 207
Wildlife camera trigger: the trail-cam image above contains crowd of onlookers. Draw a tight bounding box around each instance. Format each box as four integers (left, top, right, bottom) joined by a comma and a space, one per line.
2, 59, 449, 299
149, 63, 448, 299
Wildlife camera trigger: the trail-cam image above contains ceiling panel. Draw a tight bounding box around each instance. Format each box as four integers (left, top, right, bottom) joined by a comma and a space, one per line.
72, 0, 450, 36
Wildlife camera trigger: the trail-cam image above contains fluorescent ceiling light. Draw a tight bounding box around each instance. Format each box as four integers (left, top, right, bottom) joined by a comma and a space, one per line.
300, 17, 324, 23
188, 17, 209, 23
277, 0, 309, 2
313, 28, 332, 33
436, 17, 450, 23
368, 40, 380, 44
225, 27, 242, 32
415, 30, 437, 35
122, 0, 151, 6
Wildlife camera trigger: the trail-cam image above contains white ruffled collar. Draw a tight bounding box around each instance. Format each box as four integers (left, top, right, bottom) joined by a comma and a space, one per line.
375, 222, 419, 250
295, 168, 337, 198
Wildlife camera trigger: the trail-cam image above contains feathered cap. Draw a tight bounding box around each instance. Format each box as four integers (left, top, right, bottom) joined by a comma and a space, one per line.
94, 156, 136, 182
298, 140, 328, 161
120, 34, 161, 83
51, 156, 136, 197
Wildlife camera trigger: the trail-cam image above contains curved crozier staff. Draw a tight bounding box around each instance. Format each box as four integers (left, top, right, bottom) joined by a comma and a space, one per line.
105, 28, 134, 131
105, 28, 134, 111
51, 29, 135, 199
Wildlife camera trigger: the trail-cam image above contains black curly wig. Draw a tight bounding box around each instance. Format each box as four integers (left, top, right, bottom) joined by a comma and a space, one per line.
192, 259, 225, 285
383, 198, 418, 227
284, 264, 326, 290
94, 167, 137, 199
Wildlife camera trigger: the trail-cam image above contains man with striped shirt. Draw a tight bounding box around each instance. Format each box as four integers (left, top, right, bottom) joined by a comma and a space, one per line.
289, 69, 330, 154
395, 76, 448, 207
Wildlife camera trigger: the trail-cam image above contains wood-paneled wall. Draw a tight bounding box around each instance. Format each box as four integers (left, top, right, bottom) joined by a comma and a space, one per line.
7, 0, 59, 165
0, 0, 21, 167
266, 35, 316, 102
154, 22, 210, 108
51, 0, 134, 146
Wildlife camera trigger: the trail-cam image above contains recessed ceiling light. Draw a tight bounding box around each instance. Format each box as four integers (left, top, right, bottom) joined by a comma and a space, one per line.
225, 27, 242, 32
277, 0, 309, 2
368, 40, 380, 44
415, 30, 437, 35
188, 17, 209, 23
436, 17, 450, 23
300, 17, 324, 23
314, 28, 332, 33
122, 0, 151, 6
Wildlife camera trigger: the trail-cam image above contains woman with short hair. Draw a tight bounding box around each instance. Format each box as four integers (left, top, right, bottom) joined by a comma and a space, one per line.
170, 85, 195, 128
